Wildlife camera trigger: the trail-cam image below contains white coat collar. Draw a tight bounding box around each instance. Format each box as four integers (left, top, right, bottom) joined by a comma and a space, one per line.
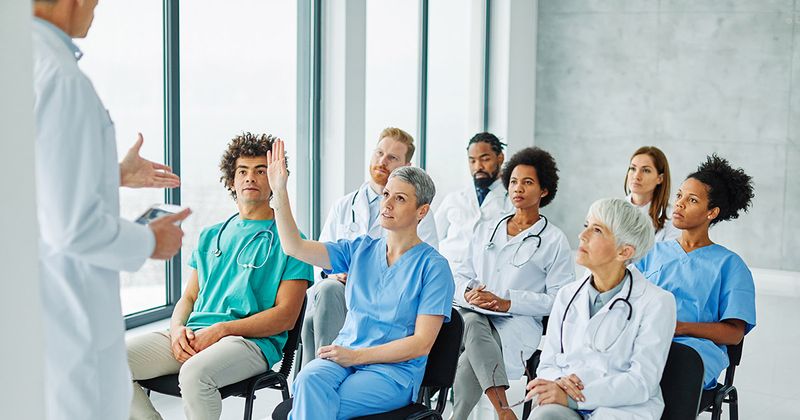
574, 265, 647, 302
33, 17, 83, 60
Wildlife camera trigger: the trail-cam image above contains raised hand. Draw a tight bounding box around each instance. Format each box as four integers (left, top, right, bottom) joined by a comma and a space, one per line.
266, 138, 289, 194
120, 133, 181, 189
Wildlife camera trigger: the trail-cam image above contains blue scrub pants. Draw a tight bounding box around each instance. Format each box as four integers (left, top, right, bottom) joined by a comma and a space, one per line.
289, 359, 414, 420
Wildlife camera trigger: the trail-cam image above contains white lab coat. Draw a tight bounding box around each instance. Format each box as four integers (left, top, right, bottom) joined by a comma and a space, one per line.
32, 18, 155, 420
537, 267, 677, 420
625, 194, 681, 242
318, 181, 439, 247
435, 179, 513, 271
453, 216, 574, 378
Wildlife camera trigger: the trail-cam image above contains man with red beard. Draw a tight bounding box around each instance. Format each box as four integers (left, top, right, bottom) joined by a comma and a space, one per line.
300, 127, 439, 366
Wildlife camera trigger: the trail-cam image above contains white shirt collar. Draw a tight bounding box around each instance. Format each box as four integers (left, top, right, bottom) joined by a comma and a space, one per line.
33, 17, 83, 60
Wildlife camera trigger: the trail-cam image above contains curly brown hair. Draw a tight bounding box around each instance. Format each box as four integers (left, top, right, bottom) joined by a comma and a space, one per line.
219, 132, 287, 199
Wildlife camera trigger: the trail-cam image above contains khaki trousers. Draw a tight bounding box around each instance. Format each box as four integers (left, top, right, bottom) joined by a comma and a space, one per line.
127, 330, 267, 420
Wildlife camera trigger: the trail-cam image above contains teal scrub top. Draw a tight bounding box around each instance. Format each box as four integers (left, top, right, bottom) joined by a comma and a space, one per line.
636, 240, 756, 389
324, 235, 455, 398
187, 216, 314, 367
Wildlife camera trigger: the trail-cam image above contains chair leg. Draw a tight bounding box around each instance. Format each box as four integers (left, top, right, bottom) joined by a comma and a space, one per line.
710, 404, 722, 420
728, 388, 739, 420
280, 378, 290, 400
243, 393, 255, 420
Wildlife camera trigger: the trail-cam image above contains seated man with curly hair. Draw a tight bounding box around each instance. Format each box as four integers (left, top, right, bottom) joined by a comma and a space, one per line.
126, 133, 313, 420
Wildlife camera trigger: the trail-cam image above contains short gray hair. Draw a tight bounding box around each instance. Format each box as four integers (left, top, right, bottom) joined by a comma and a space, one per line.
588, 198, 655, 264
388, 166, 436, 207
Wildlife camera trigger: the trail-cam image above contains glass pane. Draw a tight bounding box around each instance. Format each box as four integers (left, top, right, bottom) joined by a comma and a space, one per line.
179, 0, 298, 289
77, 1, 167, 315
364, 0, 420, 166
426, 0, 483, 207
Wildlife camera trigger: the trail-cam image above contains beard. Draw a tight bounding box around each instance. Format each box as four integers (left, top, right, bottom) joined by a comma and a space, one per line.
370, 165, 390, 185
472, 168, 499, 189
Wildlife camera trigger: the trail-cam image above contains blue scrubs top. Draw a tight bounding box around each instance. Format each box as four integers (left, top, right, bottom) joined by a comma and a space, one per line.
636, 241, 756, 388
324, 235, 455, 397
188, 216, 314, 367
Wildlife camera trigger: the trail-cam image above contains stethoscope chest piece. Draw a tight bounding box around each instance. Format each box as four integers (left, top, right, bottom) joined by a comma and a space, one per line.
349, 222, 359, 233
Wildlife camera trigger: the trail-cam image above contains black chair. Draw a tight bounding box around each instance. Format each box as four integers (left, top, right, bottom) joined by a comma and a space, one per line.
521, 316, 548, 420
139, 297, 307, 420
272, 308, 465, 420
660, 342, 704, 420
698, 339, 743, 420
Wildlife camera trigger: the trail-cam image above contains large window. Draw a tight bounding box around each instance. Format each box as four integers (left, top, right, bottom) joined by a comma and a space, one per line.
425, 0, 484, 208
78, 1, 300, 323
77, 1, 168, 316
179, 0, 299, 287
364, 0, 421, 166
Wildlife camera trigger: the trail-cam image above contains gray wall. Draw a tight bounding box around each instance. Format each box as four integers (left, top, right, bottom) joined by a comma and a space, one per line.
534, 0, 800, 271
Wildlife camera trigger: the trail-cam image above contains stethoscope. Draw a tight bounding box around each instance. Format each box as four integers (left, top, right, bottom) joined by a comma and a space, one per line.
559, 269, 633, 354
348, 187, 382, 233
213, 213, 274, 269
484, 214, 548, 267
348, 190, 360, 232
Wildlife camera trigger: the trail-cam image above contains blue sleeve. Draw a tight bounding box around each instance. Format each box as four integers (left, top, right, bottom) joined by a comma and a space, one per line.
417, 253, 456, 322
323, 236, 366, 275
719, 256, 757, 334
282, 232, 315, 286
634, 250, 650, 273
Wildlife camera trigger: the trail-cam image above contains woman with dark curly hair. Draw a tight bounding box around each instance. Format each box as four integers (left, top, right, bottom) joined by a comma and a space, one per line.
636, 154, 756, 390
451, 147, 575, 420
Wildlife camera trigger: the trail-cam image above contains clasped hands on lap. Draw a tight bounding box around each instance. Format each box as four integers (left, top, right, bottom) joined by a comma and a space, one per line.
169, 324, 228, 363
464, 284, 511, 313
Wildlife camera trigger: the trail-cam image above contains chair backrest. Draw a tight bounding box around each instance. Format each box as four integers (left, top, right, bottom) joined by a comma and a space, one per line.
722, 338, 744, 386
420, 308, 464, 389
660, 342, 704, 420
277, 296, 307, 378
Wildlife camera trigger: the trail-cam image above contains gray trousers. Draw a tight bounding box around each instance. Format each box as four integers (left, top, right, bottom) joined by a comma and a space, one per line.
452, 309, 510, 419
529, 404, 583, 420
127, 331, 267, 420
301, 279, 347, 367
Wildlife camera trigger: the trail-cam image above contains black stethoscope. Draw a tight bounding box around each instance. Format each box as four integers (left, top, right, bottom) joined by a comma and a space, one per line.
484, 214, 548, 268
559, 269, 633, 353
348, 187, 383, 233
485, 214, 548, 249
348, 190, 360, 232
213, 213, 274, 269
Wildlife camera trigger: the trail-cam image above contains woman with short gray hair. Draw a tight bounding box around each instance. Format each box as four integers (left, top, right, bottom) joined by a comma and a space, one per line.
265, 140, 455, 419
526, 198, 676, 419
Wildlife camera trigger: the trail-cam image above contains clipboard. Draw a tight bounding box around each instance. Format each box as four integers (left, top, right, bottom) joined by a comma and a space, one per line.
453, 301, 512, 317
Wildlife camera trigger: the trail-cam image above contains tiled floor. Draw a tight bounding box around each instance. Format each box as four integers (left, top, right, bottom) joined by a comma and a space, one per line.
126, 269, 800, 419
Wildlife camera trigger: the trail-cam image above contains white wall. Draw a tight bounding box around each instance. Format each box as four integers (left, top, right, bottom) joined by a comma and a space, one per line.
0, 1, 44, 418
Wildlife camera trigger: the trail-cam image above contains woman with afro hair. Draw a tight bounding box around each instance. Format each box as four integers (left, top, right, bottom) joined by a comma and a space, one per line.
636, 154, 756, 390
452, 147, 575, 420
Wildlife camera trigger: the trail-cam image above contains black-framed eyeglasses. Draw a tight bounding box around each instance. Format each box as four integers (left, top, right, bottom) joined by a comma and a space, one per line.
492, 351, 534, 410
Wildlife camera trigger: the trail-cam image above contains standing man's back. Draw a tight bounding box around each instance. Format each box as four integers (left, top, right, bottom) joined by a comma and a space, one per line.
32, 1, 187, 418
